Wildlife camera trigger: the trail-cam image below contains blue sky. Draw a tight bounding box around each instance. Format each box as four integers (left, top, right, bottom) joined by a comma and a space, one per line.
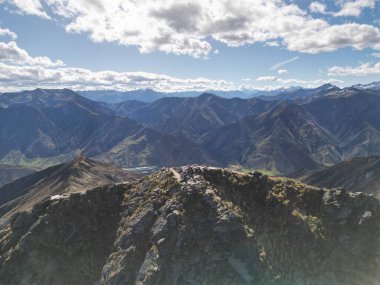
0, 0, 379, 92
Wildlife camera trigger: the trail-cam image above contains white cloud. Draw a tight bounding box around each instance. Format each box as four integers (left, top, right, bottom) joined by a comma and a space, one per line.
285, 23, 380, 53
270, 56, 299, 71
4, 0, 380, 57
241, 78, 251, 81
334, 0, 376, 17
265, 41, 280, 47
0, 40, 232, 92
0, 27, 17, 39
0, 41, 65, 66
278, 69, 288, 74
7, 0, 50, 19
328, 62, 380, 76
0, 62, 234, 92
372, 53, 380, 58
256, 76, 278, 82
310, 0, 376, 17
309, 1, 327, 14
0, 40, 344, 92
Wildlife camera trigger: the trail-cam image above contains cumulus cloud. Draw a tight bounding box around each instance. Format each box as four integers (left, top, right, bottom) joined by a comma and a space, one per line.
309, 1, 327, 14
4, 0, 380, 57
334, 0, 376, 17
0, 27, 17, 39
278, 69, 288, 74
0, 41, 65, 66
7, 0, 50, 18
310, 0, 376, 17
0, 39, 344, 92
0, 62, 234, 92
328, 62, 380, 76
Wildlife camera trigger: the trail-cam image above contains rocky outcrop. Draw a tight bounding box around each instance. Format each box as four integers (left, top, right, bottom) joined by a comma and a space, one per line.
0, 166, 379, 285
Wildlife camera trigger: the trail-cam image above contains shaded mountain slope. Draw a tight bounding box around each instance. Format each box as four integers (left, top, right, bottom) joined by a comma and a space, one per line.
0, 156, 140, 222
0, 89, 212, 168
200, 89, 380, 174
298, 156, 380, 198
127, 94, 276, 140
0, 104, 141, 160
0, 165, 37, 187
200, 104, 340, 174
304, 89, 380, 159
96, 127, 215, 167
0, 166, 378, 285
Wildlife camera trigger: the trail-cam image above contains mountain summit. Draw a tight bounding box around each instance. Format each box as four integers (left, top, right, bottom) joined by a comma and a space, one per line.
0, 165, 378, 284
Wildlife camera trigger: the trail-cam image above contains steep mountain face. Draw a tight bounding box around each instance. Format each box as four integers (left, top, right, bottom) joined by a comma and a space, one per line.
0, 89, 212, 168
0, 156, 140, 222
0, 165, 37, 187
127, 94, 276, 140
0, 103, 140, 161
200, 89, 380, 174
200, 104, 340, 174
299, 156, 380, 198
304, 89, 380, 159
96, 127, 215, 168
0, 166, 378, 285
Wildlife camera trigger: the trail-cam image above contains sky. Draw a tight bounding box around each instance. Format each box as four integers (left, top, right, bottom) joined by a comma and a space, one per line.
0, 0, 379, 92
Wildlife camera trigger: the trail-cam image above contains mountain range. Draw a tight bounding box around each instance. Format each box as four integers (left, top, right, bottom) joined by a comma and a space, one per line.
0, 89, 212, 168
76, 81, 380, 103
77, 88, 297, 103
1, 84, 380, 284
1, 83, 380, 175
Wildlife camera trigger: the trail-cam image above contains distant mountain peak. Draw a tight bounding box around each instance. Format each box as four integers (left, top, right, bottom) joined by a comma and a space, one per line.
352, 81, 380, 91
316, 83, 339, 90
198, 92, 219, 100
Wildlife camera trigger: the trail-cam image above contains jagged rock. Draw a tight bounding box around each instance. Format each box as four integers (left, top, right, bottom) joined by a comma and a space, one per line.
0, 165, 379, 285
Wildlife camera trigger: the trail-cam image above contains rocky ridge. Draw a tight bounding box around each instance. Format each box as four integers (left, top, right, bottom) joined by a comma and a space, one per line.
0, 165, 378, 285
